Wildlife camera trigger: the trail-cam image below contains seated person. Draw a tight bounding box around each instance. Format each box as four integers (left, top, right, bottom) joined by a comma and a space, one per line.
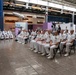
0, 31, 4, 40
41, 30, 53, 56
60, 30, 67, 52
8, 30, 13, 39
47, 31, 60, 59
17, 30, 24, 43
30, 31, 41, 50
30, 30, 36, 40
64, 30, 75, 56
23, 30, 29, 44
3, 30, 9, 39
34, 30, 46, 53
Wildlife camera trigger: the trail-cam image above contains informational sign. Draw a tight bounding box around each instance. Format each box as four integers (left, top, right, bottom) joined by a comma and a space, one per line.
15, 22, 28, 30
58, 23, 74, 30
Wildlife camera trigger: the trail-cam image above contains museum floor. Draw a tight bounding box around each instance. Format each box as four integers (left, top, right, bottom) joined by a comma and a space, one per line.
0, 40, 76, 75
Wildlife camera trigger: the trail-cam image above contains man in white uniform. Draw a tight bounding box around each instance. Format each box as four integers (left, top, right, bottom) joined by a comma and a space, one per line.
8, 30, 13, 39
60, 30, 67, 52
41, 30, 52, 56
17, 30, 24, 43
30, 31, 41, 51
35, 30, 45, 53
30, 30, 36, 40
0, 30, 4, 40
64, 30, 75, 56
23, 30, 29, 44
47, 31, 60, 59
3, 30, 9, 39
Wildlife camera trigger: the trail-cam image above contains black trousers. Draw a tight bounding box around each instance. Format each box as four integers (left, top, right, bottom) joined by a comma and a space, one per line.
25, 38, 29, 44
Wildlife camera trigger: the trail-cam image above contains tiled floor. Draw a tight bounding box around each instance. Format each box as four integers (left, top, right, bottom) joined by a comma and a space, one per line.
0, 40, 76, 75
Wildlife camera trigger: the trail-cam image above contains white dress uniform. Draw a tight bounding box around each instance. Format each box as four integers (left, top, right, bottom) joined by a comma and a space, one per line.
8, 31, 13, 39
59, 33, 66, 51
65, 33, 75, 55
35, 33, 45, 53
48, 35, 60, 59
19, 31, 25, 44
0, 31, 4, 40
41, 33, 52, 55
30, 34, 40, 50
22, 31, 29, 44
30, 31, 36, 40
17, 31, 24, 43
3, 31, 9, 39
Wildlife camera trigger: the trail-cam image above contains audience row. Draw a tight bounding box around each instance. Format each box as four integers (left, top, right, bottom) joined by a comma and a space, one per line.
16, 29, 76, 59
0, 30, 13, 40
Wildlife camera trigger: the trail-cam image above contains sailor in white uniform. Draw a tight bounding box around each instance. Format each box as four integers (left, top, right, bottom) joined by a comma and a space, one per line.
59, 30, 69, 53
17, 30, 24, 43
30, 30, 36, 40
3, 30, 9, 39
30, 31, 41, 51
0, 31, 4, 40
22, 30, 29, 44
35, 30, 45, 53
60, 30, 67, 52
47, 31, 60, 59
41, 30, 52, 56
8, 30, 13, 39
64, 30, 75, 56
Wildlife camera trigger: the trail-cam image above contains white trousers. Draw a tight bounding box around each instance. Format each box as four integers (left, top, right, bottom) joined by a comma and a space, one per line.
66, 43, 73, 53
30, 40, 36, 49
35, 41, 42, 52
49, 45, 58, 58
42, 43, 50, 54
60, 42, 66, 51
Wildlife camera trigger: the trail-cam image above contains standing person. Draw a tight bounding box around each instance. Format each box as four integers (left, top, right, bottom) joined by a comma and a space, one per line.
57, 25, 61, 34
52, 23, 57, 34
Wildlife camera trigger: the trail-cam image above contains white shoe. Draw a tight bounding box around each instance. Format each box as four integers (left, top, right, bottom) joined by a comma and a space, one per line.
22, 43, 24, 44
31, 48, 34, 51
34, 50, 38, 53
41, 53, 45, 56
47, 56, 53, 59
64, 53, 69, 57
38, 52, 41, 54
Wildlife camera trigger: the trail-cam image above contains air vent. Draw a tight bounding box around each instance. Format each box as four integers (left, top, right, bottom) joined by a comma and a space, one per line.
5, 20, 18, 23
37, 17, 44, 19
27, 16, 33, 18
23, 18, 28, 20
28, 21, 33, 23
37, 21, 43, 24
